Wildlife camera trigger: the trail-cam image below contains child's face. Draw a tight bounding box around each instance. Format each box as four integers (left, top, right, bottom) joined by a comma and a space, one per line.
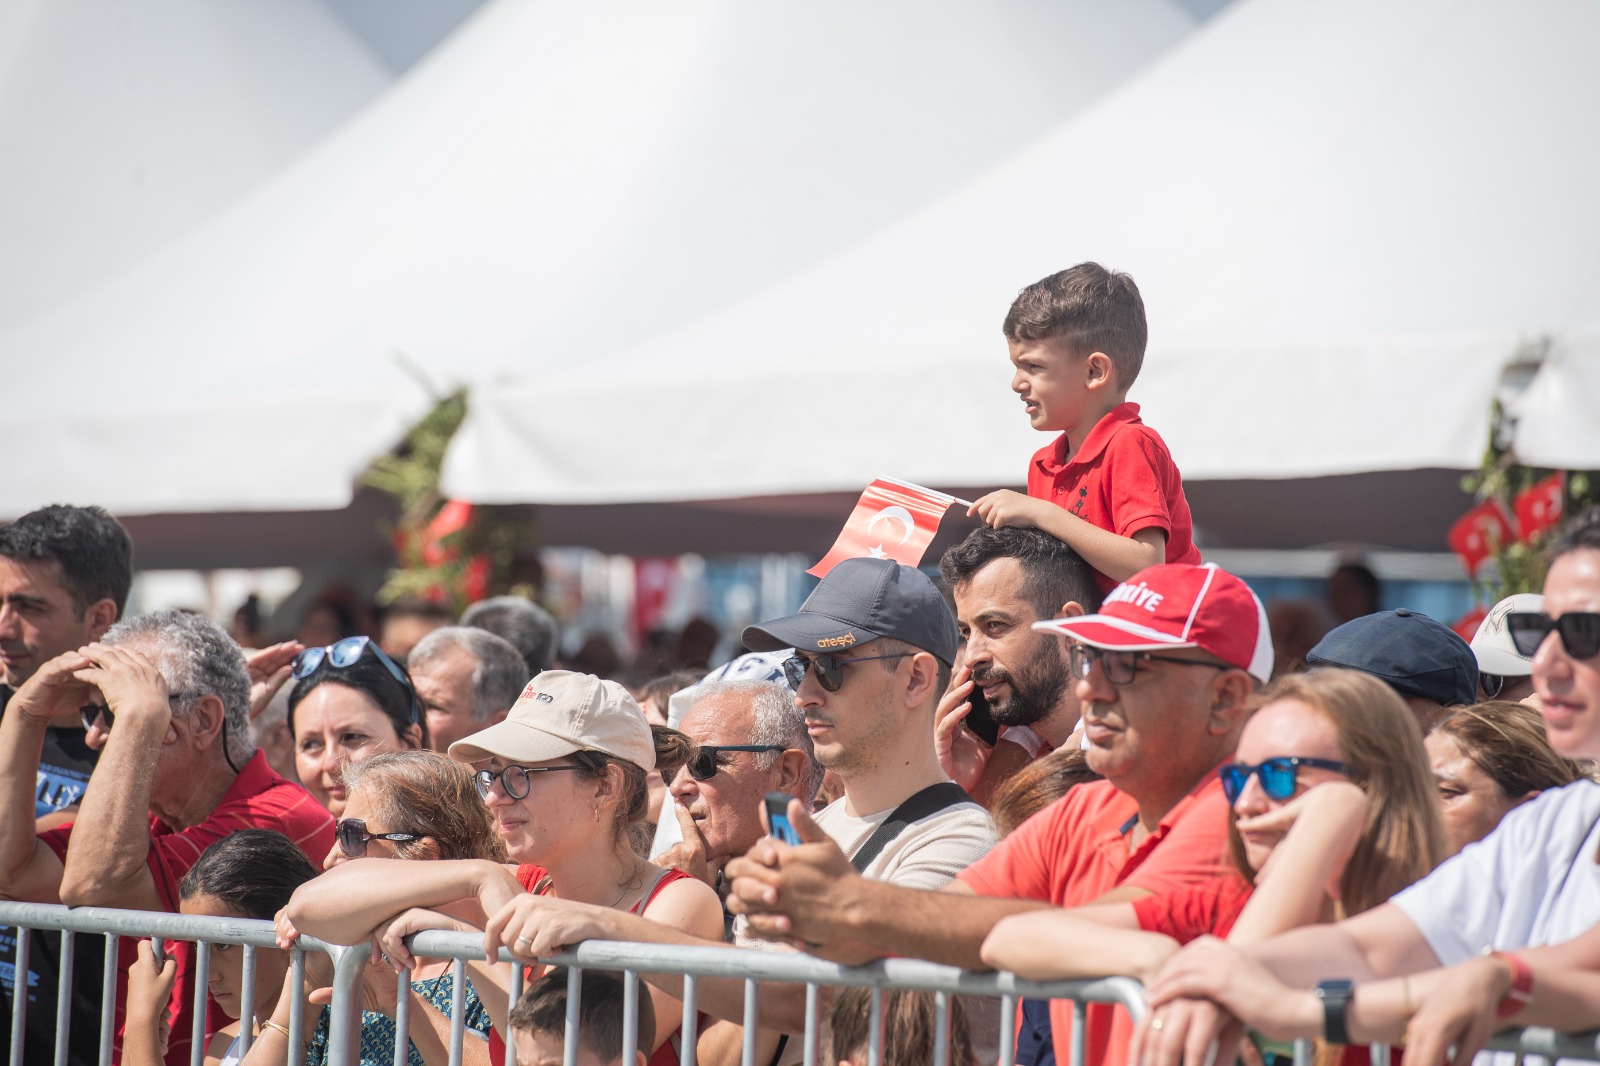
1008, 337, 1106, 434
512, 1027, 610, 1066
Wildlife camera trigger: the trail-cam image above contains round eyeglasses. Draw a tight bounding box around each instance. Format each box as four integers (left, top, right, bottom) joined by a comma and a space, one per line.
472, 763, 586, 801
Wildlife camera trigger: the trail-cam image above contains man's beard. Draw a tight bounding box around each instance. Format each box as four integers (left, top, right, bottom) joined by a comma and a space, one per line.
974, 640, 1072, 729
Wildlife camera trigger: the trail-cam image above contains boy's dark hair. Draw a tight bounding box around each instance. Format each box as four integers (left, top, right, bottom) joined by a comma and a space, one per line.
509, 968, 655, 1063
828, 987, 972, 1066
939, 526, 1104, 619
178, 830, 319, 920
0, 504, 133, 615
1003, 262, 1148, 389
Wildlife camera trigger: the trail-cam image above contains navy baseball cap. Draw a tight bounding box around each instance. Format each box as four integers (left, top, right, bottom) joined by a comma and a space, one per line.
743, 557, 959, 665
1305, 609, 1478, 707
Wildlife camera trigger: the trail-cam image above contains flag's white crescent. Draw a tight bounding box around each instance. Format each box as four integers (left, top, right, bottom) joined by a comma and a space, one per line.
867, 506, 916, 544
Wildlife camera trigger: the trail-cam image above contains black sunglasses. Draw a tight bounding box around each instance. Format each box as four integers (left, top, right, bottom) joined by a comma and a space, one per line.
1507, 611, 1600, 660
781, 652, 911, 693
1067, 643, 1230, 686
472, 763, 586, 801
336, 818, 422, 858
1219, 756, 1350, 804
685, 745, 786, 782
291, 636, 421, 723
80, 691, 200, 732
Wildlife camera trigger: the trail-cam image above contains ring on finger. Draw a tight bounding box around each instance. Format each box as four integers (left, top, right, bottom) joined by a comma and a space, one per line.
515, 935, 532, 950
1151, 1017, 1165, 1031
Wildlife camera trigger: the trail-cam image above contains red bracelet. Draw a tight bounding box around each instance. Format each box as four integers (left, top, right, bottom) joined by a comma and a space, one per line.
1490, 951, 1534, 1020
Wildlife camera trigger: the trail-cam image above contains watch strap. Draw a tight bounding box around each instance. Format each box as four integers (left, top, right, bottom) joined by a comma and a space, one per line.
1315, 979, 1355, 1045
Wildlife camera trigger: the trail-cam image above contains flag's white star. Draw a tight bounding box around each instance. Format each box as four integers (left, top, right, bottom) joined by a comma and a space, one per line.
868, 544, 888, 559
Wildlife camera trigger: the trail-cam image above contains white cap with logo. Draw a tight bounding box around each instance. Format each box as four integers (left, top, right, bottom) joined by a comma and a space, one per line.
1471, 593, 1545, 678
447, 669, 655, 771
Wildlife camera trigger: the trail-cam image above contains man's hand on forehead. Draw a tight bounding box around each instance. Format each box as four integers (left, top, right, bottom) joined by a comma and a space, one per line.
72, 642, 173, 721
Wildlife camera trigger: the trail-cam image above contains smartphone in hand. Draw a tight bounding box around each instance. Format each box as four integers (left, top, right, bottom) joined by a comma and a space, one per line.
964, 682, 1001, 747
764, 792, 803, 846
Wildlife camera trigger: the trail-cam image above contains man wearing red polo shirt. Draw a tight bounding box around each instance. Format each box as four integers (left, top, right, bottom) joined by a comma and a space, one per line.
0, 609, 335, 1066
728, 562, 1272, 1066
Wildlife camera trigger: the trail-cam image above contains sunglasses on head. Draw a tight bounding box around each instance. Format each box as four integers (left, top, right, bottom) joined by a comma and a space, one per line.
80, 691, 200, 732
1219, 756, 1350, 804
685, 745, 786, 782
336, 818, 422, 859
1506, 611, 1600, 660
781, 652, 911, 692
291, 636, 421, 723
471, 763, 585, 802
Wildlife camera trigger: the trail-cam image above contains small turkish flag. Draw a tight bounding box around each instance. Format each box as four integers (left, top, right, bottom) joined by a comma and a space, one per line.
1448, 500, 1516, 576
808, 478, 959, 578
1515, 473, 1565, 543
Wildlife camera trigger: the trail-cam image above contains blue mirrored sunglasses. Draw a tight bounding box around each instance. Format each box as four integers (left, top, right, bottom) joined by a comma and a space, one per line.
1219, 756, 1350, 804
291, 636, 420, 723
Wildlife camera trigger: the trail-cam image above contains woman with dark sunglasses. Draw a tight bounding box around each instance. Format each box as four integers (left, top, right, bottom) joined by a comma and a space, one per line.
287, 637, 427, 816
274, 671, 722, 1066
250, 751, 505, 1066
981, 668, 1445, 1051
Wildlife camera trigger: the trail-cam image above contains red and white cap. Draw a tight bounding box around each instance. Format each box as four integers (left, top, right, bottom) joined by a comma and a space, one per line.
1032, 563, 1273, 683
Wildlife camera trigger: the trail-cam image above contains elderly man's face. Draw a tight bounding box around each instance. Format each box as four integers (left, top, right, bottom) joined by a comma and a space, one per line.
412, 644, 487, 756
670, 696, 786, 864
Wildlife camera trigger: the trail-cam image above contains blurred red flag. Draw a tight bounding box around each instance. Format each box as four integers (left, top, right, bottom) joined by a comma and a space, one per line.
1515, 472, 1565, 543
1451, 604, 1489, 641
808, 478, 959, 578
1448, 500, 1516, 576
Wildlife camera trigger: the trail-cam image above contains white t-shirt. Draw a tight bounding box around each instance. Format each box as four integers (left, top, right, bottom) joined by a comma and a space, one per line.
1392, 779, 1600, 964
812, 788, 998, 891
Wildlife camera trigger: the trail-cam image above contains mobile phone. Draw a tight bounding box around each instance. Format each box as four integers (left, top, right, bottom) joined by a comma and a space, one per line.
964, 683, 1000, 747
764, 792, 802, 846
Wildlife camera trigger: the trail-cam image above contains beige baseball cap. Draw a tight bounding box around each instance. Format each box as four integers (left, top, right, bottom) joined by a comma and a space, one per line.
446, 669, 655, 771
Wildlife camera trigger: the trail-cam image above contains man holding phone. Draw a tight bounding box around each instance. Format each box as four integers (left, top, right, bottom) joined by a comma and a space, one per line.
935, 526, 1102, 804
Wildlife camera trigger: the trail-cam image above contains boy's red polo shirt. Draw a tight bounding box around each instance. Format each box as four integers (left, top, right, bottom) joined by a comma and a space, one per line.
959, 774, 1231, 1066
1027, 401, 1201, 592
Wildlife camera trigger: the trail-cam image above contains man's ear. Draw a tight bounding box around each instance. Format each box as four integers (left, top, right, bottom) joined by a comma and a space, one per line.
188, 694, 228, 749
1055, 600, 1089, 620
903, 652, 941, 708
1207, 671, 1258, 736
82, 598, 118, 641
774, 749, 808, 794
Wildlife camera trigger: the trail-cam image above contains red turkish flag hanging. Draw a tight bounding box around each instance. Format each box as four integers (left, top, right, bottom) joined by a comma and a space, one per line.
808, 478, 959, 578
1448, 500, 1516, 576
1514, 472, 1565, 543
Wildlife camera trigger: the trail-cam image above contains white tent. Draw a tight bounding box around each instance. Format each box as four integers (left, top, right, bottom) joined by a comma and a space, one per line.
1513, 337, 1600, 472
0, 0, 1195, 528
0, 0, 389, 332
445, 0, 1600, 546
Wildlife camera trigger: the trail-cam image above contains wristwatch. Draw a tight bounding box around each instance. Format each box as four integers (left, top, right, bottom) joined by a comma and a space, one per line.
1314, 979, 1356, 1045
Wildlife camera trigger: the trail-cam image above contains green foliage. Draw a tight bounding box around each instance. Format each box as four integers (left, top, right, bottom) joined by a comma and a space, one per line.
1460, 398, 1599, 604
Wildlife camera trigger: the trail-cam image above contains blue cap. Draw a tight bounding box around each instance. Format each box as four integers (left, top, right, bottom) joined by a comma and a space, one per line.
1306, 609, 1478, 707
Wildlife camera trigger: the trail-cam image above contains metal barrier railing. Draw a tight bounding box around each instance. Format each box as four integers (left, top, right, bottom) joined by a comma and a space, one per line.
2, 901, 1597, 1066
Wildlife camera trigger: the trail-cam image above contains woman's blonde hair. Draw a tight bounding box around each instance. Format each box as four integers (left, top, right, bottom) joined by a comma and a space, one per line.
1229, 668, 1447, 915
343, 750, 507, 862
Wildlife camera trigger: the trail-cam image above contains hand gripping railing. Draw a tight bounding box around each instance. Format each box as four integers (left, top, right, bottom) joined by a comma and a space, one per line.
3, 901, 1599, 1066
0, 901, 365, 1066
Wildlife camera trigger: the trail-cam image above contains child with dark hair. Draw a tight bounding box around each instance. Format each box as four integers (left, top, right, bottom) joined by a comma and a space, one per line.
509, 969, 654, 1066
827, 987, 974, 1066
968, 263, 1201, 592
124, 830, 320, 1066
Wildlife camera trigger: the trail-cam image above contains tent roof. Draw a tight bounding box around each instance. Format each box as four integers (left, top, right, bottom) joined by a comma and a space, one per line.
0, 0, 389, 332
0, 0, 1194, 521
445, 0, 1600, 522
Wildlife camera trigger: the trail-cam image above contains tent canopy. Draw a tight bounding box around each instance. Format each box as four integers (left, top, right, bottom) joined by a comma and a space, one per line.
0, 0, 1194, 524
445, 0, 1600, 537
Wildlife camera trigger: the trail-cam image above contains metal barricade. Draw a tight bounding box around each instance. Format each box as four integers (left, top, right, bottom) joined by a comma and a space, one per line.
3, 901, 1599, 1066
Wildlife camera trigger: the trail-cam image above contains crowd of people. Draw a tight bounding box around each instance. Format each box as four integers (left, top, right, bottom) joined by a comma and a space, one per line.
1, 263, 1596, 1066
